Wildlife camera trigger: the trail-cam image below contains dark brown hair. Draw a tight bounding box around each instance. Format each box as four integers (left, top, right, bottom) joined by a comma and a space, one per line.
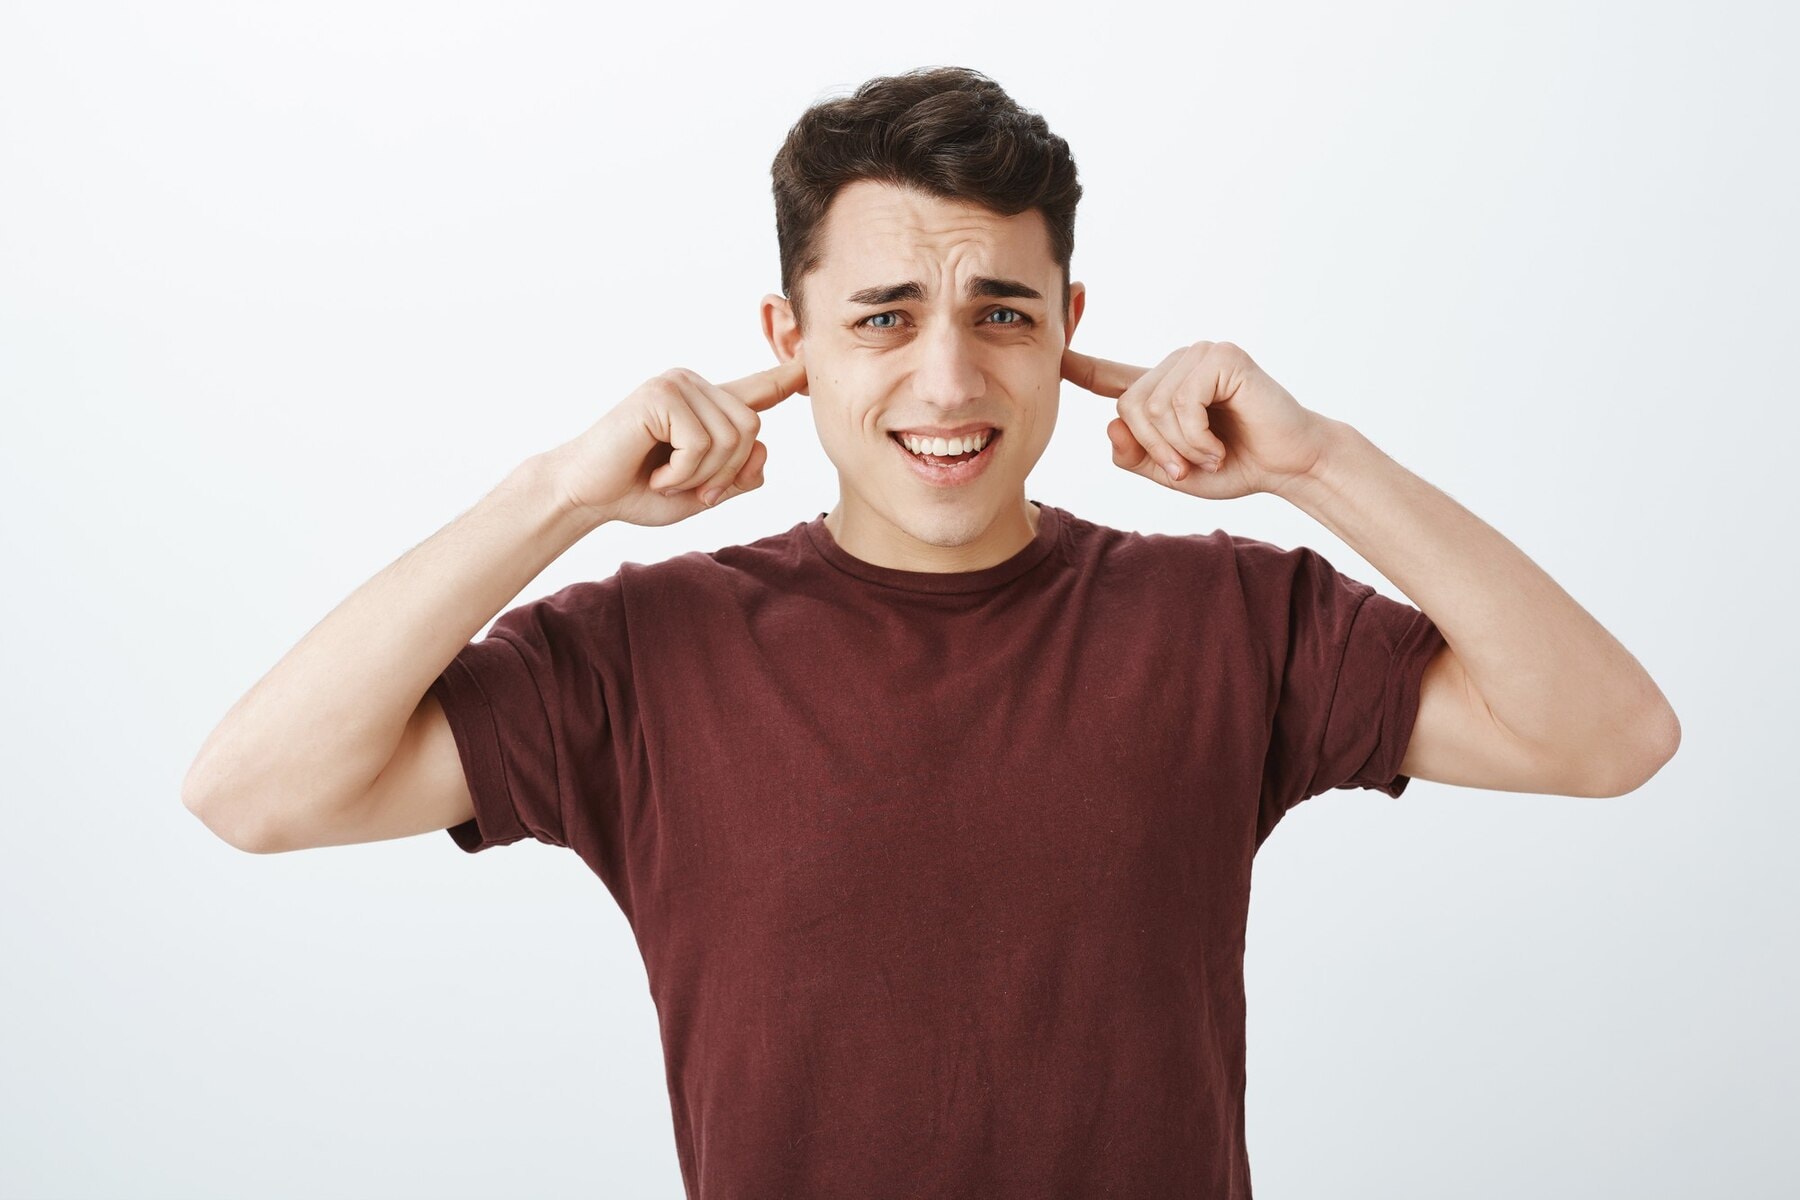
770, 66, 1082, 336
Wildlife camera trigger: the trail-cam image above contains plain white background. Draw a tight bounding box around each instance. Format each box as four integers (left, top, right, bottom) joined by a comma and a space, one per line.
3, 1, 1793, 1196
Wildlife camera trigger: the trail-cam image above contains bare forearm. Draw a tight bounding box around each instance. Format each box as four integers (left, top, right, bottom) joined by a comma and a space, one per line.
182, 453, 603, 828
1275, 418, 1679, 765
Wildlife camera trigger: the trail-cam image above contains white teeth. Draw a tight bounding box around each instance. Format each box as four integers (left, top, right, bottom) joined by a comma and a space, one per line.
898, 430, 991, 457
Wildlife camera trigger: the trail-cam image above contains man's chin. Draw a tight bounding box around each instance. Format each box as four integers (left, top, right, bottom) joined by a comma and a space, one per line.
878, 491, 1011, 547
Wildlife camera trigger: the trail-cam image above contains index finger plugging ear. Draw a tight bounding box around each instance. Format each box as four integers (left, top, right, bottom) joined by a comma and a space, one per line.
721, 356, 809, 410
1066, 345, 1198, 482
1060, 347, 1147, 398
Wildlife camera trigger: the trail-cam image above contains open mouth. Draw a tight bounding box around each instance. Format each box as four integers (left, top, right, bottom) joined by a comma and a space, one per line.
887, 428, 1002, 488
888, 429, 1001, 467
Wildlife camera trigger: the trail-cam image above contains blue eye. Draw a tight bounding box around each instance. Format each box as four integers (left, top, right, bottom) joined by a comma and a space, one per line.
853, 308, 1036, 332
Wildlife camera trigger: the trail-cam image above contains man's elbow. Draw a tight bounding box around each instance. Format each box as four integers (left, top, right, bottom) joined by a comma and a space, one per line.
182, 786, 283, 854
1593, 705, 1681, 797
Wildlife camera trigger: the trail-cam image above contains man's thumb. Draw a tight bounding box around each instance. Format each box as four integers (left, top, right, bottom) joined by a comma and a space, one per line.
1107, 417, 1150, 471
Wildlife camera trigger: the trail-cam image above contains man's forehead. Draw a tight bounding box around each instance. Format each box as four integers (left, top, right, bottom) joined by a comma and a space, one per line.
816, 183, 1053, 298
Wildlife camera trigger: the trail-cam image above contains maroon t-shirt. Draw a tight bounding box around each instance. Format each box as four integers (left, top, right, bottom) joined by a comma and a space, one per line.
427, 499, 1447, 1199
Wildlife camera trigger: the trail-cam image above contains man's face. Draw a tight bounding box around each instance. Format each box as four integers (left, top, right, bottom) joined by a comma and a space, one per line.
762, 179, 1085, 554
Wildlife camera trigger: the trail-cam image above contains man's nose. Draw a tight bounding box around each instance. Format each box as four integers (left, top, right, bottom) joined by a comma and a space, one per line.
908, 319, 989, 409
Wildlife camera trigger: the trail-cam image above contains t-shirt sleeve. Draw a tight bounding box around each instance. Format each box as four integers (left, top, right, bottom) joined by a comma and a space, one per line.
424, 575, 635, 863
1231, 535, 1448, 833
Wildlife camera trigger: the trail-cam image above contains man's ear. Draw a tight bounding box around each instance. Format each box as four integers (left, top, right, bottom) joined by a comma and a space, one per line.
1063, 280, 1087, 346
760, 293, 809, 396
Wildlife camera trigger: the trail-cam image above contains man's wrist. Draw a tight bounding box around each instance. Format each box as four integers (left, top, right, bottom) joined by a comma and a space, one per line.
507, 451, 612, 538
1272, 416, 1363, 508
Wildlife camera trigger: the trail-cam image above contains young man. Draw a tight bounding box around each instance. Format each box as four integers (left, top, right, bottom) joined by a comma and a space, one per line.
183, 66, 1680, 1199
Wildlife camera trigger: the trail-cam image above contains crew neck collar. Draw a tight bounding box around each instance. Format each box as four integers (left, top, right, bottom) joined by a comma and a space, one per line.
803, 500, 1064, 594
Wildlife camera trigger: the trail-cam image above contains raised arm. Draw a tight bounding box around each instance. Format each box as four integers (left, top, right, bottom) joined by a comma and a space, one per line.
180, 455, 605, 852
181, 359, 802, 853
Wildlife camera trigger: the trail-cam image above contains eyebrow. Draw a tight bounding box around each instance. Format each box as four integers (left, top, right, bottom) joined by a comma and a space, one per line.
845, 276, 1044, 306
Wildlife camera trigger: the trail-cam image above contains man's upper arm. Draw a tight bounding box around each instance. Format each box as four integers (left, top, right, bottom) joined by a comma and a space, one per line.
359, 688, 478, 844
1236, 534, 1449, 841
266, 576, 633, 857
424, 577, 635, 859
1398, 641, 1609, 796
258, 688, 476, 852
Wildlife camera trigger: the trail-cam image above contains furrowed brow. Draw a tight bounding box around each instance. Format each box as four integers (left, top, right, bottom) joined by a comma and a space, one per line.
846, 281, 925, 306
966, 276, 1044, 302
845, 276, 1044, 306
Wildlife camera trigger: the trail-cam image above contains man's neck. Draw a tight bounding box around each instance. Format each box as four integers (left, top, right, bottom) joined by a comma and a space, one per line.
824, 494, 1040, 574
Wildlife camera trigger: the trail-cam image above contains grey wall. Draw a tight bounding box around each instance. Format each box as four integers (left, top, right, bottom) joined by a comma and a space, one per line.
2, 1, 1791, 1196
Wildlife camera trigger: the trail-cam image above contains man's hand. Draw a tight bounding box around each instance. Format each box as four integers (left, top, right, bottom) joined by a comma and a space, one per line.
1061, 341, 1335, 499
545, 356, 808, 528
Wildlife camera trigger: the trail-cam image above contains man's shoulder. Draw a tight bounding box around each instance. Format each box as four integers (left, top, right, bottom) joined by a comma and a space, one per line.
615, 515, 816, 596
1056, 505, 1240, 576
610, 506, 1265, 595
